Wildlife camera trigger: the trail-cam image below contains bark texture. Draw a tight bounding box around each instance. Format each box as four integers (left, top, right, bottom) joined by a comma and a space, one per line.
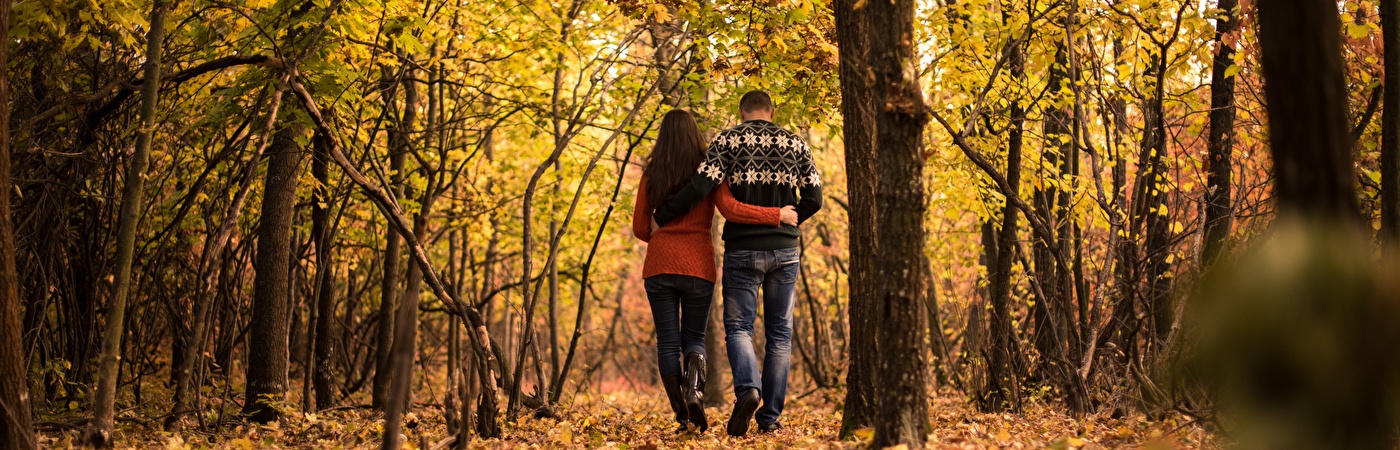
168, 82, 287, 428
833, 0, 880, 437
311, 131, 337, 409
1383, 0, 1400, 247
867, 0, 931, 446
243, 123, 306, 423
1141, 60, 1174, 344
985, 30, 1025, 414
0, 0, 35, 446
373, 74, 416, 410
1202, 0, 1240, 264
1257, 0, 1360, 221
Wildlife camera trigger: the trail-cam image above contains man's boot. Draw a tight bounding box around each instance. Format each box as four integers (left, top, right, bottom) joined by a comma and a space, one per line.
661, 375, 690, 433
682, 352, 709, 431
727, 388, 761, 437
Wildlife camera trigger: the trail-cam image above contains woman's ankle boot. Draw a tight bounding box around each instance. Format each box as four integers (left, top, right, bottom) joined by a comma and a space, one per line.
683, 352, 708, 432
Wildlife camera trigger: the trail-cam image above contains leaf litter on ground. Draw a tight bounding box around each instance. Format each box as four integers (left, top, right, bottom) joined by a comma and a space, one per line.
36, 389, 1217, 449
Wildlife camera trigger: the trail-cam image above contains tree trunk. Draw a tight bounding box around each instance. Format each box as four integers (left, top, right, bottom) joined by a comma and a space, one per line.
242, 123, 306, 423
1143, 56, 1174, 346
868, 0, 930, 446
704, 219, 728, 406
168, 81, 288, 429
311, 131, 337, 409
510, 31, 575, 414
445, 227, 463, 436
984, 28, 1025, 414
1034, 41, 1077, 396
1103, 39, 1140, 361
373, 73, 416, 410
83, 1, 168, 444
1382, 0, 1400, 246
0, 0, 35, 446
650, 19, 685, 107
1034, 86, 1064, 358
385, 59, 444, 446
833, 0, 880, 437
1252, 3, 1388, 448
1258, 0, 1359, 221
1045, 33, 1089, 415
547, 164, 562, 391
382, 194, 434, 450
1203, 0, 1241, 264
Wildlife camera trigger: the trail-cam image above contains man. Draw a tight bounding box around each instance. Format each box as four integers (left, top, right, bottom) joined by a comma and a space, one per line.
652, 90, 822, 436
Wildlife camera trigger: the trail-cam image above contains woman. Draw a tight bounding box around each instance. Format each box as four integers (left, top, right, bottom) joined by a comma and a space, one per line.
632, 109, 797, 433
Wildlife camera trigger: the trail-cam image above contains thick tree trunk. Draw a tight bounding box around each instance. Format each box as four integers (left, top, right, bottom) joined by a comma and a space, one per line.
311, 131, 337, 409
1250, 3, 1388, 448
1203, 0, 1241, 264
83, 2, 168, 445
867, 0, 930, 446
242, 123, 306, 423
1382, 0, 1400, 246
0, 0, 35, 446
1258, 0, 1359, 220
833, 0, 880, 437
373, 74, 416, 410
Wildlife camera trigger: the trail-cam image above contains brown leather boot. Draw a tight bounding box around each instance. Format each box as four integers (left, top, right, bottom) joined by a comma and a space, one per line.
683, 352, 709, 432
661, 374, 690, 433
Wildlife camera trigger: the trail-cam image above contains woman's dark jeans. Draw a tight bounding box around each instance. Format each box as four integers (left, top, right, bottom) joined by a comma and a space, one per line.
644, 274, 714, 378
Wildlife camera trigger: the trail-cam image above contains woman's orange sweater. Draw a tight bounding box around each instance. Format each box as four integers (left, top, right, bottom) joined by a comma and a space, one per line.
632, 178, 780, 282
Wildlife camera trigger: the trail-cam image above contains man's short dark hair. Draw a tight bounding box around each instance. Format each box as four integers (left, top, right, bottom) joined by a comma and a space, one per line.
739, 90, 773, 113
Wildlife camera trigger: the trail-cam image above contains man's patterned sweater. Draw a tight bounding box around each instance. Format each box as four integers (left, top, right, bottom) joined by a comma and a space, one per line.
654, 119, 823, 251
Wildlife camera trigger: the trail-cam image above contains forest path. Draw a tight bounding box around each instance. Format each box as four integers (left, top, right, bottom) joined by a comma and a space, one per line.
36, 389, 1214, 449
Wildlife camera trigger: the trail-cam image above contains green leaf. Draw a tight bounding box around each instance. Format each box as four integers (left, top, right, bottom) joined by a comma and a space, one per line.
1348, 23, 1371, 39
1224, 64, 1242, 79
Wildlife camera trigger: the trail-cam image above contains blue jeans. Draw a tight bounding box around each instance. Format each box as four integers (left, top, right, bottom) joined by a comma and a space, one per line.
644, 274, 714, 379
723, 247, 800, 426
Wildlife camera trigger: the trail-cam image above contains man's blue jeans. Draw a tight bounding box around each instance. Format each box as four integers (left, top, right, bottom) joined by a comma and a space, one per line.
644, 274, 713, 379
723, 247, 800, 427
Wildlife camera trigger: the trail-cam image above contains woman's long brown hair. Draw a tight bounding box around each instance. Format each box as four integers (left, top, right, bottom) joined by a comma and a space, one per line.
643, 109, 707, 212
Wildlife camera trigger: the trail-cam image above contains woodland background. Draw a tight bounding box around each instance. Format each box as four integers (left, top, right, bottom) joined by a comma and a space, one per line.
0, 0, 1392, 448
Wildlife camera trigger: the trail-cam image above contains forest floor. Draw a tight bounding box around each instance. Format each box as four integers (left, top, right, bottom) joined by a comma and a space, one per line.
36, 389, 1217, 449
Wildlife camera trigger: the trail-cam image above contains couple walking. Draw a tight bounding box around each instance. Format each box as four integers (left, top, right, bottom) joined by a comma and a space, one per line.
631, 90, 822, 436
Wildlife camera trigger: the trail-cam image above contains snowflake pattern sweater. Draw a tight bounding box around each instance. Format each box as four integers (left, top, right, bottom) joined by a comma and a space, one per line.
653, 119, 823, 250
